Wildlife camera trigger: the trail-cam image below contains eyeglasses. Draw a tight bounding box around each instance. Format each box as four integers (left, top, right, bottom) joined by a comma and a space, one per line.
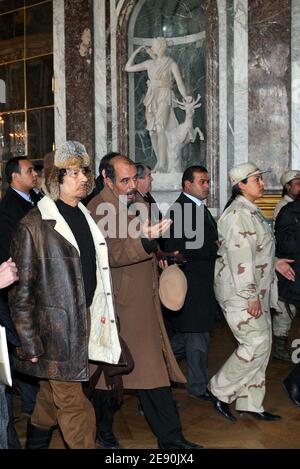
64, 167, 91, 178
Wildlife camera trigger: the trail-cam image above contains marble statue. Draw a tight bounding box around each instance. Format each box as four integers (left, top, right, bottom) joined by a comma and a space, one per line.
125, 37, 192, 173
167, 94, 204, 173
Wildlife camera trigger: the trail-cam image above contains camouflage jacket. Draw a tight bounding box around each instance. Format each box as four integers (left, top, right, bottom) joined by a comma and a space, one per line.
215, 195, 277, 305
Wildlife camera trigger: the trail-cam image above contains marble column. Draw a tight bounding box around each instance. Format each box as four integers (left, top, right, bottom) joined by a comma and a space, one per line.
291, 0, 300, 169
64, 0, 95, 165
53, 0, 66, 149
248, 0, 290, 189
94, 0, 107, 174
227, 0, 248, 168
217, 0, 228, 211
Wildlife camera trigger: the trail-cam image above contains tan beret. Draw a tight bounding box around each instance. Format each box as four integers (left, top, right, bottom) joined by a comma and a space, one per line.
159, 264, 187, 311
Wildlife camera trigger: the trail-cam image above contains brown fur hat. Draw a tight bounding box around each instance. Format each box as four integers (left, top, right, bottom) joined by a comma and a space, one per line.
46, 141, 94, 200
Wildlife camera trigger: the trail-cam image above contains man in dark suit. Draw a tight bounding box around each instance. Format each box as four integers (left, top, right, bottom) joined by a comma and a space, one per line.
0, 156, 39, 447
0, 157, 38, 264
164, 165, 219, 400
275, 196, 300, 409
135, 163, 162, 223
82, 152, 120, 206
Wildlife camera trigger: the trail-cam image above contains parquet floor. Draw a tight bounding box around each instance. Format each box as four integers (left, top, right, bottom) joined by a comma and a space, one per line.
14, 315, 300, 449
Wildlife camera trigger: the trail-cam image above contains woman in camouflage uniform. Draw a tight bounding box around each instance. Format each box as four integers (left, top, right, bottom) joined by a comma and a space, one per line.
207, 162, 295, 422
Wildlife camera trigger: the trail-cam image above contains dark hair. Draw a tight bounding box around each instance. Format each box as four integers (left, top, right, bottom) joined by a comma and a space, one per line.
58, 169, 66, 184
99, 152, 120, 178
135, 163, 151, 179
282, 186, 288, 197
224, 178, 248, 211
182, 165, 208, 189
106, 156, 136, 184
34, 163, 43, 176
5, 156, 28, 183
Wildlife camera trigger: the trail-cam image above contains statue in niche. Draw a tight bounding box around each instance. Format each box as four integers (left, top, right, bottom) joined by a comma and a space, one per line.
169, 94, 204, 172
125, 37, 204, 173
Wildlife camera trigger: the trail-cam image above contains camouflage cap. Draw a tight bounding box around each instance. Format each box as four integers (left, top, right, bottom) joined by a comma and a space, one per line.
229, 161, 270, 186
280, 170, 300, 186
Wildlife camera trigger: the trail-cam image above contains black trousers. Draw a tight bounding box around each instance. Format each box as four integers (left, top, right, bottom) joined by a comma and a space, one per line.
137, 387, 182, 444
287, 362, 300, 385
96, 387, 183, 444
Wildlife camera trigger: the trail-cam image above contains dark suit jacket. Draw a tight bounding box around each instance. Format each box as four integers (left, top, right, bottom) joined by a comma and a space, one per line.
275, 198, 300, 306
164, 192, 218, 332
145, 192, 163, 223
0, 186, 35, 264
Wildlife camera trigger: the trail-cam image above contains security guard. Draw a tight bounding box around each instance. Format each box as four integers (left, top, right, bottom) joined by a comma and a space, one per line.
207, 162, 295, 422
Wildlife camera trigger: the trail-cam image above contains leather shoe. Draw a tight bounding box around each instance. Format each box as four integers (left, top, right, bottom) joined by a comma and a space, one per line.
206, 389, 236, 421
238, 410, 282, 421
190, 390, 213, 401
96, 431, 120, 449
283, 378, 300, 408
159, 437, 203, 449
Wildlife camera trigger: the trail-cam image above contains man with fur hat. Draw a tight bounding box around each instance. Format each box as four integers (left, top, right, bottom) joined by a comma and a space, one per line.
9, 141, 121, 449
272, 170, 300, 361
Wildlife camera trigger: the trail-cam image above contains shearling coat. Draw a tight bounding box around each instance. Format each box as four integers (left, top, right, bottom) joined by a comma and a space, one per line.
9, 196, 121, 381
88, 186, 186, 389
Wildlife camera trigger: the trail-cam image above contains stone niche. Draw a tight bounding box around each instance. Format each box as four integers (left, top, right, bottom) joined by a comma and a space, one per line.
117, 0, 219, 210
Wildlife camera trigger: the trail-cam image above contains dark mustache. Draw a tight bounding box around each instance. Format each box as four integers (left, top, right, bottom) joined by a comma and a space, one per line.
126, 190, 136, 196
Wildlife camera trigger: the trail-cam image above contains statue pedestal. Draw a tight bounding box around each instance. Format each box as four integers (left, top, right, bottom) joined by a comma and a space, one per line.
151, 172, 219, 218
151, 173, 182, 215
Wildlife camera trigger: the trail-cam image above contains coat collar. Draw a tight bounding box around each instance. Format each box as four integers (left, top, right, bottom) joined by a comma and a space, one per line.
100, 185, 133, 218
37, 196, 105, 253
37, 196, 79, 252
236, 195, 259, 212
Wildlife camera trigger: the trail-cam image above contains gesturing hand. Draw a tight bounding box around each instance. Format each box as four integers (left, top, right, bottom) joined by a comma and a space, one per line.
275, 258, 295, 282
142, 218, 172, 240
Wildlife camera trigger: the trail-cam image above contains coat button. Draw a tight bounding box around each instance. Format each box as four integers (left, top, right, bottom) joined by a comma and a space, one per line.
99, 243, 105, 245
102, 267, 108, 270
106, 292, 111, 296
110, 320, 115, 323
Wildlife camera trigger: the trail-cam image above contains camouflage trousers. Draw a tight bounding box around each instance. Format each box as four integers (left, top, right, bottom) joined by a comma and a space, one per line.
272, 300, 296, 337
209, 297, 272, 412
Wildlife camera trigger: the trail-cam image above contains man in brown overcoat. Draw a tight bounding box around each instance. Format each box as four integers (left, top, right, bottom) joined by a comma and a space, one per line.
88, 155, 202, 449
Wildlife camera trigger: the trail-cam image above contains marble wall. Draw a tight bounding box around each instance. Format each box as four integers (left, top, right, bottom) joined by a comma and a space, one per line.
55, 0, 297, 209
64, 0, 95, 165
248, 0, 291, 190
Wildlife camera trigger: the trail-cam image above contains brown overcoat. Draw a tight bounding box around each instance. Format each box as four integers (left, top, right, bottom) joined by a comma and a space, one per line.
88, 186, 186, 389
